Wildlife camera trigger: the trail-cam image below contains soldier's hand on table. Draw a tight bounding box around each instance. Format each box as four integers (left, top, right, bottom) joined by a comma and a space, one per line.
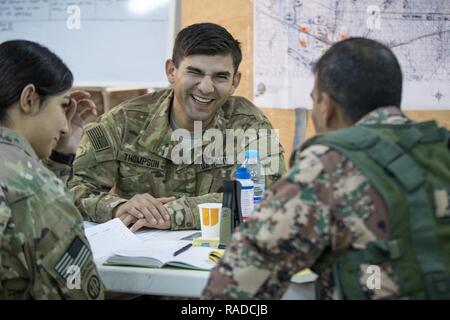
114, 211, 138, 227
128, 196, 176, 232
129, 216, 171, 232
113, 194, 176, 228
54, 90, 97, 154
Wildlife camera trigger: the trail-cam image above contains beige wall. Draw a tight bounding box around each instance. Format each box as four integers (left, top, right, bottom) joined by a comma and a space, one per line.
181, 0, 450, 168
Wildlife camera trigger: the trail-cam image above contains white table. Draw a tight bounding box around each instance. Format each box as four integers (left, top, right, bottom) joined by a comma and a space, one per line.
87, 224, 317, 299
97, 263, 317, 299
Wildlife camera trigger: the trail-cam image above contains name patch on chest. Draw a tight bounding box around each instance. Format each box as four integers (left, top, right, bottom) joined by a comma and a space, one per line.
119, 152, 163, 170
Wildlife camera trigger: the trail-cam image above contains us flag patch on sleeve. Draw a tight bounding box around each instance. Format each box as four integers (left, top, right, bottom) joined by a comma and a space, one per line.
54, 236, 91, 280
86, 125, 111, 152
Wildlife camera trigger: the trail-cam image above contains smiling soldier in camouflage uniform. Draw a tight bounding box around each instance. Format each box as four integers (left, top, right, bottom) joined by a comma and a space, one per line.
69, 23, 286, 231
202, 38, 450, 300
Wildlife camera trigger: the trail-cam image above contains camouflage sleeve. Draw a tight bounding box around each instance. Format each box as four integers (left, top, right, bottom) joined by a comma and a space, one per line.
0, 190, 104, 299
0, 187, 11, 249
44, 159, 72, 185
202, 145, 332, 299
68, 112, 127, 223
165, 193, 223, 230
264, 146, 286, 187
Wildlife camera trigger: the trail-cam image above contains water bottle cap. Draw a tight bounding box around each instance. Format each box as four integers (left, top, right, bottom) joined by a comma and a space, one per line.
236, 167, 251, 179
245, 149, 259, 159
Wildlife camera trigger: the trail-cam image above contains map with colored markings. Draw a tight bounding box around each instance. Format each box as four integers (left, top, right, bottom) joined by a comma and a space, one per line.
254, 0, 450, 109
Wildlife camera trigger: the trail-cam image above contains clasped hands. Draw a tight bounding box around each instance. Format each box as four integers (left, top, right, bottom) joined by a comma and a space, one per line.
113, 194, 176, 232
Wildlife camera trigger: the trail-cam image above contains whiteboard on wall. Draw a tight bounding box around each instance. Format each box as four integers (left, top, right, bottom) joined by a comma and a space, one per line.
0, 0, 177, 87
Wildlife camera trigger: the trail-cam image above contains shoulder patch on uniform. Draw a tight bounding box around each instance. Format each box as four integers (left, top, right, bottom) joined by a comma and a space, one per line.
85, 125, 111, 152
54, 236, 91, 281
86, 274, 102, 299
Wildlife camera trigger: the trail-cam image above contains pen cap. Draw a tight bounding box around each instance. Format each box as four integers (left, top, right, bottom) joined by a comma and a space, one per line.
173, 243, 192, 256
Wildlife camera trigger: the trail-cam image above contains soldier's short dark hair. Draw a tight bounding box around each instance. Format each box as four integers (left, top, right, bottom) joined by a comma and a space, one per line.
172, 22, 242, 73
0, 40, 73, 123
313, 37, 403, 123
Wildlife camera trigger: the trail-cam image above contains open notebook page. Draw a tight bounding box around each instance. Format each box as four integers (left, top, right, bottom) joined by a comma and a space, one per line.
108, 240, 217, 270
84, 218, 142, 261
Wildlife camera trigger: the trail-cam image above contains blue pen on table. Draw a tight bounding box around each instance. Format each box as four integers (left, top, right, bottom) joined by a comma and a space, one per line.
173, 243, 193, 256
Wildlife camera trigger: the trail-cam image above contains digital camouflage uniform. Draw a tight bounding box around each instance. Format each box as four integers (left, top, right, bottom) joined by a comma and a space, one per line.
202, 107, 450, 300
0, 127, 104, 299
69, 88, 286, 230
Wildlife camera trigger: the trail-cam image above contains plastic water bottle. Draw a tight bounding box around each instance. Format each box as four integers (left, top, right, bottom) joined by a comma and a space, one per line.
235, 167, 254, 220
244, 149, 265, 205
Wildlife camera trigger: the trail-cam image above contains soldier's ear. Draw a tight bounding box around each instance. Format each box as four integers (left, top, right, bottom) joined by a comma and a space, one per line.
230, 71, 241, 94
321, 93, 349, 130
321, 92, 337, 128
165, 59, 177, 85
19, 84, 40, 115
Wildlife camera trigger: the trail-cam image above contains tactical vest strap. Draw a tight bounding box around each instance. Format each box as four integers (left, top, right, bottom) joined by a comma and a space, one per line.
365, 137, 425, 192
397, 126, 423, 150
407, 189, 450, 298
353, 126, 450, 299
446, 130, 450, 150
418, 125, 447, 143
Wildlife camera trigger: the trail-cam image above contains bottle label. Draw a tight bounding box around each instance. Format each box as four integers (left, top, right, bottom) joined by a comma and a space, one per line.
241, 187, 254, 219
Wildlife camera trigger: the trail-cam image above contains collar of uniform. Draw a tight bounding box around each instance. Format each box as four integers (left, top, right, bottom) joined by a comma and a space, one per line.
0, 126, 38, 160
137, 88, 230, 160
137, 88, 174, 159
205, 103, 228, 133
356, 106, 411, 126
189, 107, 228, 165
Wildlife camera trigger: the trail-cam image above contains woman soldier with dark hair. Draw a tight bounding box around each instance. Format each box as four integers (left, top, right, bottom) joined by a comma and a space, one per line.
0, 40, 104, 299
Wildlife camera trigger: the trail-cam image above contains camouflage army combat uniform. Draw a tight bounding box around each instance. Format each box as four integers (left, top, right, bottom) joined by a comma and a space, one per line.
202, 107, 450, 300
69, 88, 286, 230
0, 127, 104, 299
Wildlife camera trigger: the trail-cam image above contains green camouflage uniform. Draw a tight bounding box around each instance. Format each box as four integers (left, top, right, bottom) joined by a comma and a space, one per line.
202, 107, 450, 300
0, 127, 104, 299
69, 88, 286, 230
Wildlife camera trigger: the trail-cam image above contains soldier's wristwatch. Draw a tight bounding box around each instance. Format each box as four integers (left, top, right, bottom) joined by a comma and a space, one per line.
50, 150, 76, 165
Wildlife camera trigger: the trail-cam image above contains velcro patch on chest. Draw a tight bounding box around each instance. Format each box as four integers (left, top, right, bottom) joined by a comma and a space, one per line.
195, 159, 231, 173
118, 152, 164, 170
86, 125, 111, 152
54, 236, 91, 281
